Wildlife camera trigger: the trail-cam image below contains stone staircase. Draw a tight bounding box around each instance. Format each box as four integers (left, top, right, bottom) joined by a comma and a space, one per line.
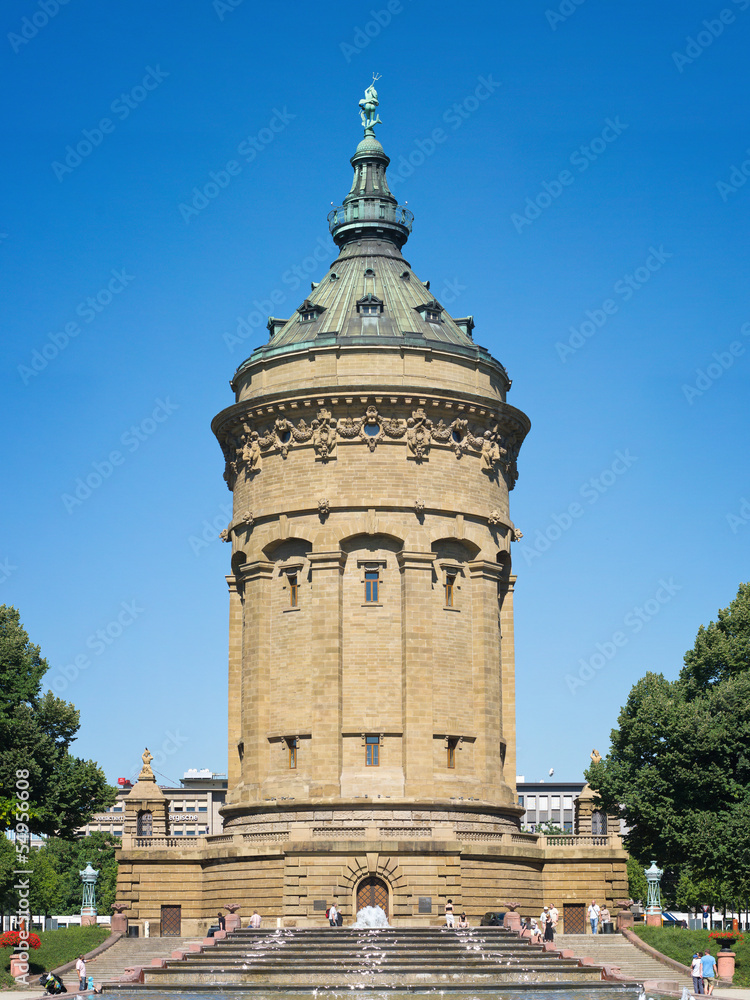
555, 934, 692, 987
57, 935, 202, 989
135, 926, 608, 988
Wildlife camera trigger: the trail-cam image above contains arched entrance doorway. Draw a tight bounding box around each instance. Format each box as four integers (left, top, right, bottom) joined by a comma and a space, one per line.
356, 875, 389, 917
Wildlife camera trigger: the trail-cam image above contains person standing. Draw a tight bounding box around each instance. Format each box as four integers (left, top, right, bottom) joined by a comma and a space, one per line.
328, 903, 338, 927
549, 903, 559, 931
691, 953, 705, 994
543, 908, 555, 942
587, 900, 601, 934
701, 950, 717, 996
75, 956, 86, 991
445, 899, 455, 928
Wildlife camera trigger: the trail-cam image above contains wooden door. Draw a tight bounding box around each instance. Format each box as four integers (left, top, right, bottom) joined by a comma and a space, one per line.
356, 876, 389, 917
161, 904, 181, 936
563, 903, 585, 934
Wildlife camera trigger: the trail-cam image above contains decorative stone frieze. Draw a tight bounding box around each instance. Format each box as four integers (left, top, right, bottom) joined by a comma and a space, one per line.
215, 396, 526, 490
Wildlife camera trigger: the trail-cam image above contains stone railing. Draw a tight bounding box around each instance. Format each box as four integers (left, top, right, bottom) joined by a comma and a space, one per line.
133, 836, 202, 848
538, 833, 622, 849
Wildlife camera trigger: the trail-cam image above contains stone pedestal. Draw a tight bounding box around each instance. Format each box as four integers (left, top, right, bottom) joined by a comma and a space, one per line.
503, 911, 521, 932
717, 950, 735, 981
616, 909, 634, 930
225, 914, 241, 931
111, 913, 128, 933
10, 957, 27, 978
646, 912, 662, 926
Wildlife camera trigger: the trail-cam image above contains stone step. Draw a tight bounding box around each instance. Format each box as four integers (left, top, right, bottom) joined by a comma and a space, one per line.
63, 935, 202, 987
554, 933, 692, 985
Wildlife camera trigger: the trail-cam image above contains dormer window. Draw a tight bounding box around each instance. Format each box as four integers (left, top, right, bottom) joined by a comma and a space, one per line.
454, 316, 475, 339
356, 293, 384, 316
296, 299, 326, 324
399, 271, 411, 281
415, 299, 444, 325
364, 268, 375, 277
267, 317, 289, 338
330, 272, 339, 281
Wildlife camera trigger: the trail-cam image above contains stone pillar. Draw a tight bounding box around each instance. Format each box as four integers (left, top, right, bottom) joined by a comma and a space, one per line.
308, 550, 346, 798
226, 575, 244, 790
398, 551, 436, 796
468, 560, 507, 800
239, 560, 275, 797
499, 573, 517, 790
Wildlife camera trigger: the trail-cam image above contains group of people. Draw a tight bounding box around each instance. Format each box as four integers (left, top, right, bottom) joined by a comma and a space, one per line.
691, 950, 718, 995
522, 904, 559, 942
444, 899, 469, 928
587, 899, 611, 933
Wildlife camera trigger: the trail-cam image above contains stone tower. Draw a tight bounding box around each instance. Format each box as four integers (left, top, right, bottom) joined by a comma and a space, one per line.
116, 85, 628, 932
210, 81, 532, 918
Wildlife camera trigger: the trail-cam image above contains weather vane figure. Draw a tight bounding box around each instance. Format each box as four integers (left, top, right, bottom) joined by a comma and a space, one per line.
359, 73, 383, 136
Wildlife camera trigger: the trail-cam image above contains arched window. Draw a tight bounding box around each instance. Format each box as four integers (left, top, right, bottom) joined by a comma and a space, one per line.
137, 810, 153, 836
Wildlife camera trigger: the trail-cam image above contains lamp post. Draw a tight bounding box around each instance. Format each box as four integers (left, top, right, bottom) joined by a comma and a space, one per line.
645, 860, 663, 926
80, 863, 99, 927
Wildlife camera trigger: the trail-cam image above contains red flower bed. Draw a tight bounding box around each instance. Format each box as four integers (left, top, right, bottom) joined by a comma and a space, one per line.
0, 930, 41, 950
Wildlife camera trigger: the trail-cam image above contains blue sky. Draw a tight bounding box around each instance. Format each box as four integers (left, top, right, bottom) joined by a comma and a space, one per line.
1, 0, 748, 788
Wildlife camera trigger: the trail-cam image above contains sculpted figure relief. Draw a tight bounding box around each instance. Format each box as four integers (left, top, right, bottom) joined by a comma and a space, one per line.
406, 408, 432, 460
242, 430, 262, 474
312, 408, 337, 461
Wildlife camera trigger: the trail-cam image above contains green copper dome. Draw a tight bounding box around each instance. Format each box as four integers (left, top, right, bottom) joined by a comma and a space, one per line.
234, 80, 505, 390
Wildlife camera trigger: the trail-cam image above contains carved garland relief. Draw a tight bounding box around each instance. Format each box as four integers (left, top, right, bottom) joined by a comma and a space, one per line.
219, 404, 524, 491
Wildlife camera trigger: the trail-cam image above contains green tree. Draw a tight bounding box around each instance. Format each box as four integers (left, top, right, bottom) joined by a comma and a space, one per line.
0, 605, 116, 837
27, 848, 62, 919
627, 855, 648, 904
587, 584, 750, 896
43, 833, 121, 915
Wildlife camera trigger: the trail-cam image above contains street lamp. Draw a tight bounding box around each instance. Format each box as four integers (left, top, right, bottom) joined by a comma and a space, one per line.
644, 860, 664, 926
80, 862, 99, 926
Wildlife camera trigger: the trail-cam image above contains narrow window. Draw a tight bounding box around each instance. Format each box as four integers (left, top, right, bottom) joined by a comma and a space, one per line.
447, 737, 459, 769
288, 737, 298, 769
365, 569, 379, 603
289, 574, 299, 607
366, 735, 380, 766
445, 573, 456, 607
136, 810, 152, 837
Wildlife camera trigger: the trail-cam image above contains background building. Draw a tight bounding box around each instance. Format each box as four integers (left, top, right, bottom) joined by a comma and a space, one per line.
82, 770, 227, 838
516, 779, 584, 833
